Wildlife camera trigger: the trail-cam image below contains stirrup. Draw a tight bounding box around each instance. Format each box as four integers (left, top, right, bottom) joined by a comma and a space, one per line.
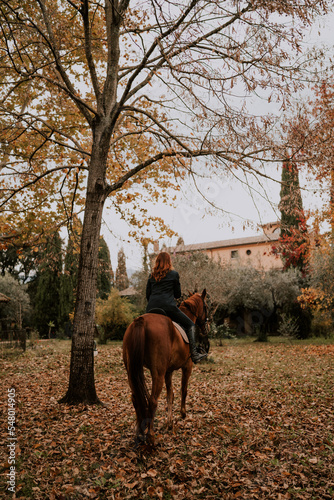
191, 350, 208, 364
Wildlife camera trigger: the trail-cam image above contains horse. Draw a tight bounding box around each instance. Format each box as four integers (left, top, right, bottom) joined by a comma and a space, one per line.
122, 289, 209, 446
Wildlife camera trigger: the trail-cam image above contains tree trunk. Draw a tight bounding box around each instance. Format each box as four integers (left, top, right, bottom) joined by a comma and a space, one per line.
59, 2, 123, 405
59, 147, 108, 404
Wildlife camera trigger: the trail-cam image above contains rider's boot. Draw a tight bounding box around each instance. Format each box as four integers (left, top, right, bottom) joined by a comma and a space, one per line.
186, 325, 208, 364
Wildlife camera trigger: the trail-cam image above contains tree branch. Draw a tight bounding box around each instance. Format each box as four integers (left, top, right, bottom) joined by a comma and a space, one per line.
0, 165, 88, 209
36, 0, 94, 125
80, 0, 102, 108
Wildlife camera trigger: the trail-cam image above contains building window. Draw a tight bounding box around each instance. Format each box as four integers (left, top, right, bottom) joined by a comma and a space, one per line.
246, 249, 251, 256
231, 250, 238, 259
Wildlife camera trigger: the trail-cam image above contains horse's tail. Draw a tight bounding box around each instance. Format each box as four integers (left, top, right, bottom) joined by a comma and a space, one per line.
124, 316, 149, 432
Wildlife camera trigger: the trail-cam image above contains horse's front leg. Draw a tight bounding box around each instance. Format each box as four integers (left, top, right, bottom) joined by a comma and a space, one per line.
181, 361, 192, 419
165, 370, 174, 429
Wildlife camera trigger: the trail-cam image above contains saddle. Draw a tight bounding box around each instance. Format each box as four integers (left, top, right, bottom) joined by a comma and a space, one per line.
147, 308, 189, 344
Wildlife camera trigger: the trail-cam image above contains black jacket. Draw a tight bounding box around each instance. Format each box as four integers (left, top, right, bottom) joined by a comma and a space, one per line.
146, 269, 181, 311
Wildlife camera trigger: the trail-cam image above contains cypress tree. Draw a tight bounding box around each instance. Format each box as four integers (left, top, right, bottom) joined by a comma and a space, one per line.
115, 248, 129, 291
97, 236, 114, 299
59, 220, 81, 332
32, 232, 63, 337
280, 161, 303, 234
141, 238, 149, 274
278, 160, 308, 273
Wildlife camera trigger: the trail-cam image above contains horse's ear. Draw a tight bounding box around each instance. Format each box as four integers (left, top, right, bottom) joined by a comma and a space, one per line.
201, 288, 207, 299
187, 290, 192, 297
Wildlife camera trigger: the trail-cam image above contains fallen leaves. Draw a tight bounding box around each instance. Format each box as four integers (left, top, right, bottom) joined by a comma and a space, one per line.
0, 340, 333, 499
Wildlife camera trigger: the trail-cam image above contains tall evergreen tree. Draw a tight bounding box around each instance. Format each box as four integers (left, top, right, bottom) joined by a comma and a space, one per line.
115, 248, 129, 291
141, 238, 150, 275
97, 237, 114, 299
60, 221, 112, 329
280, 161, 303, 234
277, 160, 309, 274
32, 232, 63, 337
59, 220, 81, 332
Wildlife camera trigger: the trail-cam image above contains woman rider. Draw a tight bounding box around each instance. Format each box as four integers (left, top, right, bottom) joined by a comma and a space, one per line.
146, 251, 207, 364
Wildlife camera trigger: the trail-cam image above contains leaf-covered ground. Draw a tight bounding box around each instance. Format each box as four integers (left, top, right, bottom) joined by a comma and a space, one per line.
1, 339, 334, 499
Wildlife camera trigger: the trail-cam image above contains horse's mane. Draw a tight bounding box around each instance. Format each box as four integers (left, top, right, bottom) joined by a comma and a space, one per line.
180, 293, 202, 315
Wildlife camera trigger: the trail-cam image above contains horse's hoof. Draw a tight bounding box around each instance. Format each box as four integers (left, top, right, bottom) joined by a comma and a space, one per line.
134, 433, 146, 447
146, 434, 155, 447
181, 411, 186, 419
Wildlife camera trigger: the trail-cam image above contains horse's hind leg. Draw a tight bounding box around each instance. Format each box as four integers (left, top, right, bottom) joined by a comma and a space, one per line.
165, 371, 174, 429
147, 373, 164, 446
181, 361, 193, 419
131, 393, 146, 444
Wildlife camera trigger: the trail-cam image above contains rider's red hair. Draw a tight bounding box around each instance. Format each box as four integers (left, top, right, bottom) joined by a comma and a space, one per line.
151, 252, 172, 281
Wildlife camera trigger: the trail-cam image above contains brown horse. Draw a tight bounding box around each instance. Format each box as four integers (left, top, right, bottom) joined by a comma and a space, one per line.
122, 289, 209, 445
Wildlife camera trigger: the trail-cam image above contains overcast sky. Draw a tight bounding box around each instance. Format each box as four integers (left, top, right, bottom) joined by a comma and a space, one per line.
101, 8, 334, 273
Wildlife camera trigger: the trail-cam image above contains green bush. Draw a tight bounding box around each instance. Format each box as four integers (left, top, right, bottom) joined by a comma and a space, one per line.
56, 329, 67, 340
29, 330, 40, 348
95, 288, 139, 342
311, 310, 334, 338
277, 313, 299, 338
209, 322, 236, 345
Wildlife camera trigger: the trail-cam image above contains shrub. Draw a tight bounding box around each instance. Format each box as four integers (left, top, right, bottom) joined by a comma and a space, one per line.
277, 313, 299, 338
311, 310, 334, 338
95, 288, 138, 342
29, 330, 40, 348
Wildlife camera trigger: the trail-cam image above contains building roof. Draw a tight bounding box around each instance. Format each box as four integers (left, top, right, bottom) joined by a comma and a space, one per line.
0, 292, 11, 302
169, 232, 280, 254
119, 286, 138, 297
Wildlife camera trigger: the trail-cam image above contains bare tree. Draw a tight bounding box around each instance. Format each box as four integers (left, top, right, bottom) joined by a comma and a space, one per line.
0, 0, 331, 403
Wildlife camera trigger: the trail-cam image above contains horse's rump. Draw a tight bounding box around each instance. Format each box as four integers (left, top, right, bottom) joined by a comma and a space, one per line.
124, 314, 188, 374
